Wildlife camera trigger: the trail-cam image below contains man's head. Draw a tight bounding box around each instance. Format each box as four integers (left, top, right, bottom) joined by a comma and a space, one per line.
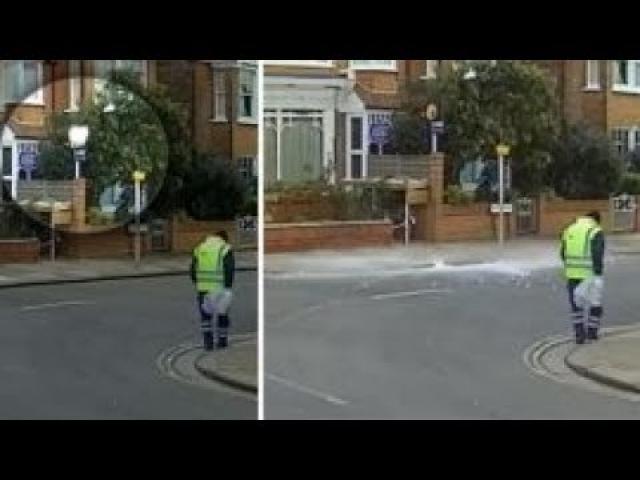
586, 211, 601, 224
216, 230, 229, 243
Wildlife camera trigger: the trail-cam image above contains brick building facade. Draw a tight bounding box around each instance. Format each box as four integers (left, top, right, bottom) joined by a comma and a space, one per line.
536, 60, 640, 156
1, 60, 258, 200
263, 60, 474, 186
264, 60, 640, 187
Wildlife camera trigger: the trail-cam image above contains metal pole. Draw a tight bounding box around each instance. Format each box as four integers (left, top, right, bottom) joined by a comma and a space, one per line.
134, 180, 141, 265
431, 130, 437, 154
50, 212, 55, 262
498, 154, 505, 246
404, 181, 410, 246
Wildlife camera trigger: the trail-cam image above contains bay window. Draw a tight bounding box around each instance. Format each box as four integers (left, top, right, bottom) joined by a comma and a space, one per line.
212, 71, 227, 121
585, 60, 600, 89
238, 66, 257, 122
263, 60, 333, 67
613, 60, 640, 92
2, 61, 43, 104
94, 60, 147, 97
350, 60, 397, 71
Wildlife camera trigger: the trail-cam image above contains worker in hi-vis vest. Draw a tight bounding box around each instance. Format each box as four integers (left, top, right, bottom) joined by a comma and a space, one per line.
190, 231, 235, 351
560, 211, 605, 345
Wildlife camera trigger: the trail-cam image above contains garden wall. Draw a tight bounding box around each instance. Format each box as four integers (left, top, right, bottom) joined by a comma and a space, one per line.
0, 239, 40, 264
266, 220, 394, 253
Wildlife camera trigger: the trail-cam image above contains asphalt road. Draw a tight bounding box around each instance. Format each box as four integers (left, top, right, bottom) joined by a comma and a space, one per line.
0, 273, 257, 419
265, 254, 640, 419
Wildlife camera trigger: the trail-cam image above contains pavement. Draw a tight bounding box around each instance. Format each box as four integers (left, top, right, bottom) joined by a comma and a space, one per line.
0, 273, 257, 419
566, 327, 640, 395
264, 238, 640, 419
195, 336, 257, 394
0, 250, 257, 288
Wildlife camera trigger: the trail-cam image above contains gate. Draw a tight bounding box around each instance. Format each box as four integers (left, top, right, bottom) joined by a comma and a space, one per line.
237, 215, 257, 246
611, 194, 637, 232
150, 218, 171, 252
515, 197, 538, 235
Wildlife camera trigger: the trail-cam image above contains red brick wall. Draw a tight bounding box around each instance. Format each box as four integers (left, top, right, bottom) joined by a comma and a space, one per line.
265, 191, 338, 223
59, 227, 149, 258
538, 198, 611, 237
0, 239, 40, 264
170, 218, 238, 254
266, 221, 393, 253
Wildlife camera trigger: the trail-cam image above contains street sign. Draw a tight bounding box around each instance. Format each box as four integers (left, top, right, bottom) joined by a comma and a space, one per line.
133, 170, 146, 182
407, 188, 428, 205
19, 151, 37, 179
491, 203, 513, 214
431, 120, 445, 134
369, 123, 391, 144
496, 144, 510, 157
73, 147, 87, 163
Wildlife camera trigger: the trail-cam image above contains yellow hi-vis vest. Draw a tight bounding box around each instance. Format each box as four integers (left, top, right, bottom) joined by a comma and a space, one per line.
193, 236, 230, 293
562, 217, 602, 280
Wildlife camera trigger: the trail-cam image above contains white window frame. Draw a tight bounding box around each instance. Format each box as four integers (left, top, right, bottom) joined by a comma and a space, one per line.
611, 127, 640, 156
1, 126, 18, 199
212, 70, 227, 122
94, 60, 148, 95
238, 155, 257, 179
612, 60, 640, 94
346, 113, 368, 180
585, 60, 601, 90
422, 60, 439, 80
67, 60, 82, 111
349, 60, 397, 71
264, 109, 329, 182
263, 60, 333, 68
6, 61, 44, 105
238, 65, 258, 124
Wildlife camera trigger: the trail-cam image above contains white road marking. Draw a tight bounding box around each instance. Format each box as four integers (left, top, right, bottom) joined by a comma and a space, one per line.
20, 300, 94, 311
266, 373, 349, 406
370, 289, 453, 301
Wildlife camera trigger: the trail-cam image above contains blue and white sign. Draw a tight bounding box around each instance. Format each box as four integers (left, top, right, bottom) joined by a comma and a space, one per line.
431, 120, 445, 134
369, 123, 391, 145
18, 143, 39, 181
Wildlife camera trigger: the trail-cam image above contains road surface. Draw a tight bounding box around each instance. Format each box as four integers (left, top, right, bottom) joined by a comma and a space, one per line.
0, 273, 256, 419
265, 253, 640, 419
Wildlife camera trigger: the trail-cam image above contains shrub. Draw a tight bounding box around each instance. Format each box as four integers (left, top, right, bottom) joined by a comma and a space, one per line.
444, 185, 473, 205
618, 173, 640, 195
547, 122, 623, 199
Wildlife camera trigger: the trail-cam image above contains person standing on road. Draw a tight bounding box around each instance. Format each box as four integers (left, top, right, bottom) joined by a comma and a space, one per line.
191, 231, 235, 351
560, 211, 605, 345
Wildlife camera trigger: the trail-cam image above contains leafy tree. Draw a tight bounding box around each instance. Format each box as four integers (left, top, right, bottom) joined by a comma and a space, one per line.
184, 153, 247, 220
41, 70, 192, 218
395, 60, 559, 194
547, 122, 623, 199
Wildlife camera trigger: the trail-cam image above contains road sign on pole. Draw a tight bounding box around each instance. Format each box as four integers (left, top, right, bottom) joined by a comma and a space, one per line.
133, 170, 146, 265
496, 144, 511, 246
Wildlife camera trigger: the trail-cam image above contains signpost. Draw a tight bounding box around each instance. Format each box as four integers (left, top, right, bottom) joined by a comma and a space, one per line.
370, 123, 390, 153
496, 144, 511, 246
430, 120, 444, 154
133, 170, 146, 265
19, 150, 38, 181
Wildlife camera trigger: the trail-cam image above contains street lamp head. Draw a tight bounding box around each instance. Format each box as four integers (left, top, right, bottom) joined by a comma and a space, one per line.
424, 103, 438, 121
68, 125, 89, 149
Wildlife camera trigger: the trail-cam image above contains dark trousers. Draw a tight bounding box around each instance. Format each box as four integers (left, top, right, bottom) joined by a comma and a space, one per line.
567, 279, 603, 331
